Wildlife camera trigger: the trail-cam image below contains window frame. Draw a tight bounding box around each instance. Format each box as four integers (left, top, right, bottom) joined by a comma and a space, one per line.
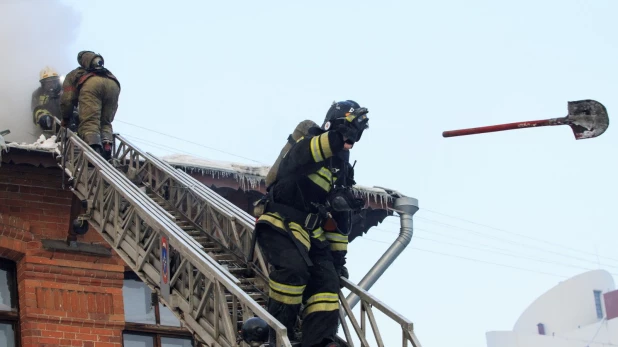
594, 289, 604, 319
122, 272, 193, 347
0, 258, 20, 347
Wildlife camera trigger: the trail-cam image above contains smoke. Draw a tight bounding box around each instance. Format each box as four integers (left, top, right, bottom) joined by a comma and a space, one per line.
0, 0, 81, 143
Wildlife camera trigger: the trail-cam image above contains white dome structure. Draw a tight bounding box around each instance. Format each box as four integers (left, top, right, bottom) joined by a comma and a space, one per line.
486, 270, 618, 347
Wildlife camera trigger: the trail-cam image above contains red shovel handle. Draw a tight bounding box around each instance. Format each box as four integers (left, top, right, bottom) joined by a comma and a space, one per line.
442, 118, 564, 138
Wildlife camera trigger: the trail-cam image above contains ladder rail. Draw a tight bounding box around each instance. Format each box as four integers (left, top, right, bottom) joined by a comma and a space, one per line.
73, 138, 241, 284
339, 277, 422, 347
113, 134, 269, 275
115, 135, 256, 225
58, 130, 293, 347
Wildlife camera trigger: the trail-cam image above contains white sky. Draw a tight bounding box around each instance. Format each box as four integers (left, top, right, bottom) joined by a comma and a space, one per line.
6, 0, 618, 345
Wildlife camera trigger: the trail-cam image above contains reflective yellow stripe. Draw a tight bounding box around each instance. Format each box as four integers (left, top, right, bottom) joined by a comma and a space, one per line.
325, 232, 348, 251
289, 223, 310, 249
345, 114, 356, 122
296, 136, 304, 143
303, 292, 339, 317
325, 232, 348, 243
308, 166, 334, 192
312, 228, 326, 242
269, 279, 305, 296
308, 173, 331, 192
318, 133, 333, 158
259, 213, 286, 229
305, 292, 339, 306
312, 228, 324, 239
258, 213, 310, 249
317, 167, 333, 182
303, 302, 340, 316
270, 290, 303, 305
330, 243, 347, 251
310, 136, 324, 162
35, 108, 51, 119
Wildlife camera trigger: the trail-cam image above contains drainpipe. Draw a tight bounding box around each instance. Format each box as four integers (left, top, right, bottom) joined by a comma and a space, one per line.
346, 196, 419, 310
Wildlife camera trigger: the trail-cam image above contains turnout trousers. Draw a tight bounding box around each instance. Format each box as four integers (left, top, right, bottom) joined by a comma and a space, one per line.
78, 75, 120, 146
257, 224, 340, 347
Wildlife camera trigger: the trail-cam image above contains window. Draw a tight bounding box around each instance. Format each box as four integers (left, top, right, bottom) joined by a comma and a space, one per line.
122, 333, 193, 347
0, 259, 19, 347
594, 290, 604, 319
122, 272, 193, 347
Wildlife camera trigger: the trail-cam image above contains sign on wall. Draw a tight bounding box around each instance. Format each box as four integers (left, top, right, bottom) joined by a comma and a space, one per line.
160, 235, 170, 302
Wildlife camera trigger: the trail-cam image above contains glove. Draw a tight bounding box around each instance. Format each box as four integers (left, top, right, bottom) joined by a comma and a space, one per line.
346, 162, 356, 186
335, 108, 369, 143
337, 265, 349, 288
329, 188, 365, 212
339, 265, 349, 279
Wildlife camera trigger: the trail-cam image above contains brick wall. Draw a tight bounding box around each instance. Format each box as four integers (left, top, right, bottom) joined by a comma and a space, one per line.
0, 162, 126, 347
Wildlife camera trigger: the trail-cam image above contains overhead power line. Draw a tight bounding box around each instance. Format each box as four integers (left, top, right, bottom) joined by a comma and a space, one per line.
370, 226, 618, 275
116, 120, 265, 164
419, 207, 618, 263
355, 237, 569, 279
382, 216, 618, 268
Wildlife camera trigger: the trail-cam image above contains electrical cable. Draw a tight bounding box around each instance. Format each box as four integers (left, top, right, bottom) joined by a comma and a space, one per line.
116, 119, 266, 164
381, 216, 618, 268
355, 236, 570, 279
417, 207, 618, 263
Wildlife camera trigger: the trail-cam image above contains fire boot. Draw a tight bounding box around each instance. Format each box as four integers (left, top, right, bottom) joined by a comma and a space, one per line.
90, 144, 104, 156
102, 141, 112, 161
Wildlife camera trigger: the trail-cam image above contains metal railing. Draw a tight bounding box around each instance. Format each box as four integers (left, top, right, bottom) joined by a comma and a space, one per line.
112, 134, 269, 276
339, 277, 422, 347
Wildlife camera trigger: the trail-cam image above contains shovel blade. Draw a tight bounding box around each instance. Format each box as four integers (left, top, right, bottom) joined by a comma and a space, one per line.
566, 99, 609, 140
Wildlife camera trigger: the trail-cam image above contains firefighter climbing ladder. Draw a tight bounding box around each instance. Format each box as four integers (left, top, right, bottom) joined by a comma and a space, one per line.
55, 127, 422, 347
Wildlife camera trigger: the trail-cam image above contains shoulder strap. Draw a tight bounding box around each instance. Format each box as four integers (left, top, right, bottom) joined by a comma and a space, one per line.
76, 69, 121, 90
76, 71, 96, 88
266, 134, 325, 193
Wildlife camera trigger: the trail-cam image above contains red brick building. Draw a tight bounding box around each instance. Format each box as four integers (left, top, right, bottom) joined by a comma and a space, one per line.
0, 148, 208, 347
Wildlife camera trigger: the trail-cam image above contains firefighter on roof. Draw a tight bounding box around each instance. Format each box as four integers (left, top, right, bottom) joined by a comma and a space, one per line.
60, 51, 121, 160
254, 100, 369, 347
31, 66, 63, 132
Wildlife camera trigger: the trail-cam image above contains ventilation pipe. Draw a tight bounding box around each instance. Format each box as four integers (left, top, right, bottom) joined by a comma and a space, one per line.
346, 195, 419, 310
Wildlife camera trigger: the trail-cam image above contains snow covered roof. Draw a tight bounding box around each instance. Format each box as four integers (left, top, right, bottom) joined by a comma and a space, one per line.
1, 134, 58, 165
163, 154, 270, 182
160, 154, 395, 206
4, 134, 58, 152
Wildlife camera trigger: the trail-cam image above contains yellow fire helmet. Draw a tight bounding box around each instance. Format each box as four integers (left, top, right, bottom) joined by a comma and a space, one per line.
39, 66, 59, 81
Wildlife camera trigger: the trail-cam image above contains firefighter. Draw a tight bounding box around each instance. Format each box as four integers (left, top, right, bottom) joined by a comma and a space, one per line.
31, 66, 63, 132
255, 100, 369, 347
60, 51, 121, 160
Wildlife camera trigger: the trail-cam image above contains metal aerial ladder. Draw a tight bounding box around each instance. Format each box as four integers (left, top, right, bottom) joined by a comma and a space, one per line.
54, 126, 422, 347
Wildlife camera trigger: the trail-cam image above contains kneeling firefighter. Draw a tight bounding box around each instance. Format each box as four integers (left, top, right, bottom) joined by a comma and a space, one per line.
252, 100, 369, 347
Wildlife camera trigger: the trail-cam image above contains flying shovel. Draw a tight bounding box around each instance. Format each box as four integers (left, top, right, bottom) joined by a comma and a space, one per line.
442, 99, 609, 140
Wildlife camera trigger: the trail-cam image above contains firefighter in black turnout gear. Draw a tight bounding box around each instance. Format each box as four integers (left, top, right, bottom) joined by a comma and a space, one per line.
254, 100, 369, 347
